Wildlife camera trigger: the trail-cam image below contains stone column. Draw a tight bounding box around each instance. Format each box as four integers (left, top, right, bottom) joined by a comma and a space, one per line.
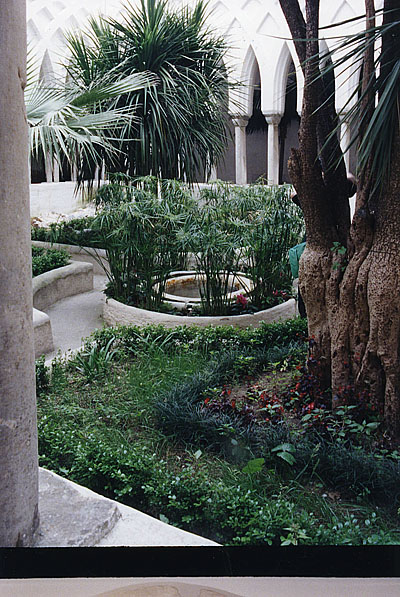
265, 114, 282, 185
53, 159, 60, 183
45, 153, 53, 182
232, 117, 249, 185
0, 0, 39, 546
340, 117, 351, 172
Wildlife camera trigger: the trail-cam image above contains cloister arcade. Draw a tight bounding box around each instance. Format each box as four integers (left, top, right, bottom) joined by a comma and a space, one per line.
27, 0, 377, 185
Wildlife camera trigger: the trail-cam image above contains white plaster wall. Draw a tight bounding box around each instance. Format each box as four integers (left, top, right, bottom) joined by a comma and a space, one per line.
30, 182, 84, 216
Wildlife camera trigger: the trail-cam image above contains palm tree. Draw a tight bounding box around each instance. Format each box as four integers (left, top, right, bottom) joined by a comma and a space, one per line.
65, 0, 231, 183
25, 61, 157, 185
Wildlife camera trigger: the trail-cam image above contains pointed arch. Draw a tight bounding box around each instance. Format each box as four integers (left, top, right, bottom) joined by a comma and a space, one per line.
39, 50, 55, 83
330, 0, 357, 23
271, 41, 296, 116
229, 44, 258, 117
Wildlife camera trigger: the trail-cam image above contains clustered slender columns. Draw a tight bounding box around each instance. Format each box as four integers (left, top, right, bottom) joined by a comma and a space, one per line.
340, 116, 351, 172
264, 114, 282, 185
0, 0, 39, 546
232, 116, 249, 185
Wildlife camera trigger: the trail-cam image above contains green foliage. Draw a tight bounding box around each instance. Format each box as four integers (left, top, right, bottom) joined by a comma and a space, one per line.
32, 246, 70, 277
94, 179, 303, 313
330, 241, 348, 272
35, 356, 50, 395
179, 182, 303, 313
31, 216, 100, 247
26, 49, 155, 185
94, 195, 185, 309
66, 0, 231, 182
73, 337, 116, 381
36, 319, 399, 545
236, 184, 304, 308
32, 180, 304, 315
88, 317, 309, 356
271, 443, 296, 466
37, 410, 398, 545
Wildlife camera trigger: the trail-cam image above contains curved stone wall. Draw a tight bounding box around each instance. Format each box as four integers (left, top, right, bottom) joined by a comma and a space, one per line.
33, 260, 94, 358
104, 296, 297, 329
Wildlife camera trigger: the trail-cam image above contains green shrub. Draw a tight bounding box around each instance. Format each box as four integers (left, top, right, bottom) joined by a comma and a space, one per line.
32, 246, 69, 276
31, 216, 100, 247
94, 196, 185, 309
74, 337, 116, 381
87, 318, 309, 357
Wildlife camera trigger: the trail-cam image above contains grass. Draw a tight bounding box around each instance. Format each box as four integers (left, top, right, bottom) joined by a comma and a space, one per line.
36, 322, 400, 545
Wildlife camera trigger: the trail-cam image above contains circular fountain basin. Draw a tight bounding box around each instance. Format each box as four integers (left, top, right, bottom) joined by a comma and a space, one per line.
162, 271, 253, 310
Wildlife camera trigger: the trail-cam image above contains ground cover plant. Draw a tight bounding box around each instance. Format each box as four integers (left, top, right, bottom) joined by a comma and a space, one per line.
36, 319, 400, 545
32, 246, 69, 277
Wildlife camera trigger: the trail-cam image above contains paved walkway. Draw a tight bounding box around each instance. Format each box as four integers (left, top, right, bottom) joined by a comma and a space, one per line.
44, 274, 107, 361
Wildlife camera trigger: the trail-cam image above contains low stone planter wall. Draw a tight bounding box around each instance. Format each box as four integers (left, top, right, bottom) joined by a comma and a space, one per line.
32, 240, 109, 276
33, 308, 54, 357
33, 261, 94, 358
104, 297, 297, 330
33, 261, 94, 311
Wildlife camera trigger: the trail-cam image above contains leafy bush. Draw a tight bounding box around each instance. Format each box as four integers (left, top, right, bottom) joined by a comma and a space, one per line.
74, 337, 116, 381
177, 182, 303, 314
87, 317, 309, 357
32, 246, 69, 276
31, 216, 100, 247
94, 195, 185, 309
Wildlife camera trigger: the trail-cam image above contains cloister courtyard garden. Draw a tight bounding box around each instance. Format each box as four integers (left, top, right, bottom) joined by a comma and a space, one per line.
1, 0, 400, 551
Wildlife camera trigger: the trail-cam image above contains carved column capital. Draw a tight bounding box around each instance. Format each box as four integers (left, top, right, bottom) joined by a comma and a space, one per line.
231, 115, 250, 129
263, 113, 282, 126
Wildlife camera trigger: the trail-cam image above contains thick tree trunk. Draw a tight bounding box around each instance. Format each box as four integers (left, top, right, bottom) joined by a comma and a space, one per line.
280, 0, 400, 438
0, 1, 39, 545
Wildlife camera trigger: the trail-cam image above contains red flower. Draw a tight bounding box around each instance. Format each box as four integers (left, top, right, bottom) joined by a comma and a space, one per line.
236, 294, 248, 307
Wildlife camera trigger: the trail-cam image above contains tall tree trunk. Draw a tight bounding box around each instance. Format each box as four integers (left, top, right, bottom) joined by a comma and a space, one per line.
0, 1, 39, 545
279, 0, 400, 438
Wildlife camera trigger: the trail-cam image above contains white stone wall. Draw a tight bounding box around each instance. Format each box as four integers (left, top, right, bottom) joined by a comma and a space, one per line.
30, 182, 84, 216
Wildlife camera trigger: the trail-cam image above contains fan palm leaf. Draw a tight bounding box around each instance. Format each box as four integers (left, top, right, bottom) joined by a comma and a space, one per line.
25, 58, 157, 180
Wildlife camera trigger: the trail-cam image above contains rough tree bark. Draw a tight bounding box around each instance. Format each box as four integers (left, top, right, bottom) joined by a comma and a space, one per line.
0, 1, 39, 545
279, 0, 400, 438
